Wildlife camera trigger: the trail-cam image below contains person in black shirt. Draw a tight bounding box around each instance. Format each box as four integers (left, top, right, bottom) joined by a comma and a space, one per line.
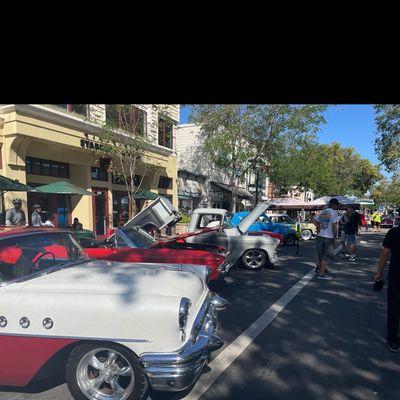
375, 226, 400, 352
340, 206, 361, 262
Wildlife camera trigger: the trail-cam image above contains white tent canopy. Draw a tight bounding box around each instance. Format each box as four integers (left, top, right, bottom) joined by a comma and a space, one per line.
310, 195, 356, 206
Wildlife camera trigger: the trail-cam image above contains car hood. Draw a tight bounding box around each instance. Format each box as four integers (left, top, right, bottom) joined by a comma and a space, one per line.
9, 260, 206, 299
123, 197, 181, 230
237, 202, 272, 234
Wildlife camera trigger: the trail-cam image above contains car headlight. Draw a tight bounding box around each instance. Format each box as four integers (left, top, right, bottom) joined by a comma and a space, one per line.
179, 297, 191, 341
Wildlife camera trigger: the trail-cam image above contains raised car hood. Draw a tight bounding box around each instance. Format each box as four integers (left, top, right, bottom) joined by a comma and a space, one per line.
237, 202, 272, 234
13, 260, 205, 299
123, 197, 181, 230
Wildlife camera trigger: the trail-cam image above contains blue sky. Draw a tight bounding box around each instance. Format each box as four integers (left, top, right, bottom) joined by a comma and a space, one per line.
180, 104, 381, 168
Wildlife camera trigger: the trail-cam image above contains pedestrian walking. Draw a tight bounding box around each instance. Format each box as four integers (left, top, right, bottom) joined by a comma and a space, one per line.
5, 198, 27, 226
365, 214, 372, 232
340, 206, 361, 262
374, 226, 400, 352
31, 204, 45, 227
375, 213, 382, 232
312, 198, 340, 280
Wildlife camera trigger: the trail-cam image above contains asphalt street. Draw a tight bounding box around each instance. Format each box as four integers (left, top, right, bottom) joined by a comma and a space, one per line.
1, 231, 399, 400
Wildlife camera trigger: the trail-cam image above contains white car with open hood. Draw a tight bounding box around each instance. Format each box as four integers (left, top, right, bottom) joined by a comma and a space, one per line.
187, 202, 280, 270
0, 227, 228, 400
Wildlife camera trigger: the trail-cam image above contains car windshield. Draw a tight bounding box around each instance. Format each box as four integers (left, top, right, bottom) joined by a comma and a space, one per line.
121, 227, 157, 248
0, 232, 88, 285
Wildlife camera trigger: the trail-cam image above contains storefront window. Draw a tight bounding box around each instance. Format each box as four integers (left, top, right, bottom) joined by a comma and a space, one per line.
42, 161, 51, 176
91, 166, 108, 181
158, 176, 173, 189
26, 157, 70, 178
113, 191, 130, 226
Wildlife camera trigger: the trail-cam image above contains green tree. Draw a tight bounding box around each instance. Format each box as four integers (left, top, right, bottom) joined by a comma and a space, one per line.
374, 104, 400, 172
372, 174, 400, 208
269, 141, 382, 197
188, 104, 327, 211
93, 105, 166, 217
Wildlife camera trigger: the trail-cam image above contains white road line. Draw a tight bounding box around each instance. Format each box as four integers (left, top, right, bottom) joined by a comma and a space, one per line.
183, 266, 316, 400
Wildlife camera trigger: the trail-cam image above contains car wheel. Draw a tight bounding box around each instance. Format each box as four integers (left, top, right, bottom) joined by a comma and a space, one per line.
241, 249, 267, 270
284, 234, 297, 246
66, 342, 147, 400
300, 229, 312, 241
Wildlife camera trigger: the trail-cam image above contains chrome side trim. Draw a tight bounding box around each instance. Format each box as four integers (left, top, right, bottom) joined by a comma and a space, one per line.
0, 332, 151, 343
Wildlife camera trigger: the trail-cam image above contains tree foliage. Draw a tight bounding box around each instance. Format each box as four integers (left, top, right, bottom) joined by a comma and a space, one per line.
269, 141, 382, 197
94, 104, 165, 217
371, 174, 400, 207
188, 104, 327, 211
374, 104, 400, 172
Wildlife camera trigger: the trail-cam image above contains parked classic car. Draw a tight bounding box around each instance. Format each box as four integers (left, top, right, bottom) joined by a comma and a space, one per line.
84, 225, 230, 284
230, 212, 298, 245
0, 227, 227, 400
187, 203, 280, 270
267, 213, 317, 241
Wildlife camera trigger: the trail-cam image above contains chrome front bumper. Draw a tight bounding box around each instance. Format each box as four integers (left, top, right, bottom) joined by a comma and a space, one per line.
140, 293, 227, 392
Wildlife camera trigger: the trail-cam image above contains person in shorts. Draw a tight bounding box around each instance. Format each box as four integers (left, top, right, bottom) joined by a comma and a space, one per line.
340, 206, 361, 262
313, 198, 340, 280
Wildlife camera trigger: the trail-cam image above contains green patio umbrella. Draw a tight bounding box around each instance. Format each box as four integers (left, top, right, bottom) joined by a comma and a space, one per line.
0, 175, 36, 194
35, 181, 96, 196
134, 190, 158, 200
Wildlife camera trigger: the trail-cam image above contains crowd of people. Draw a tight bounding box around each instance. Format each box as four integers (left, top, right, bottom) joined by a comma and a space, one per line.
4, 198, 83, 230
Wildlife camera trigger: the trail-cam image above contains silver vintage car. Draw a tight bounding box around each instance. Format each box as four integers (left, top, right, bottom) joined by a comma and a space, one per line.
187, 203, 280, 270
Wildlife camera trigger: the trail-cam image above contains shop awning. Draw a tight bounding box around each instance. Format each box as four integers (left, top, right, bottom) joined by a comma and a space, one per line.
0, 175, 36, 193
178, 177, 202, 198
211, 181, 254, 200
134, 190, 158, 200
266, 197, 310, 210
35, 181, 95, 196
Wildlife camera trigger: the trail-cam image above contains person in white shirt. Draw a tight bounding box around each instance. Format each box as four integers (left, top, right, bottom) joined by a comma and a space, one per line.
31, 204, 46, 227
312, 198, 340, 280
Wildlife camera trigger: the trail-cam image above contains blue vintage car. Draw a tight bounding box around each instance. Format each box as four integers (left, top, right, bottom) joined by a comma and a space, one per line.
231, 212, 298, 246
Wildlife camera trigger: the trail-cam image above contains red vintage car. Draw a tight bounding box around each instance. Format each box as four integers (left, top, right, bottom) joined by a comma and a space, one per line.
84, 226, 230, 284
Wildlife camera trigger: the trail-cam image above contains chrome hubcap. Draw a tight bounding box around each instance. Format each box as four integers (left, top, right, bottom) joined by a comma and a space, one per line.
76, 348, 135, 400
245, 250, 264, 268
301, 230, 312, 240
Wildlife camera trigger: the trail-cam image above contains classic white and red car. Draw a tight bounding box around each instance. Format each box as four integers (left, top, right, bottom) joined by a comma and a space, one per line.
0, 227, 227, 400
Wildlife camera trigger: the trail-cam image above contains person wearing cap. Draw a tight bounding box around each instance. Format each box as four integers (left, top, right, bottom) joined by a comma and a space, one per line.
31, 204, 45, 227
375, 225, 400, 352
5, 198, 27, 226
312, 198, 340, 280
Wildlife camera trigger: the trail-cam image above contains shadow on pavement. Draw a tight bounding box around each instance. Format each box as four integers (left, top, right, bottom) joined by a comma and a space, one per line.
200, 233, 400, 400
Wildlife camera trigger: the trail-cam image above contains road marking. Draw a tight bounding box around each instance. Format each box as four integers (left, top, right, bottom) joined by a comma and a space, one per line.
183, 266, 316, 400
